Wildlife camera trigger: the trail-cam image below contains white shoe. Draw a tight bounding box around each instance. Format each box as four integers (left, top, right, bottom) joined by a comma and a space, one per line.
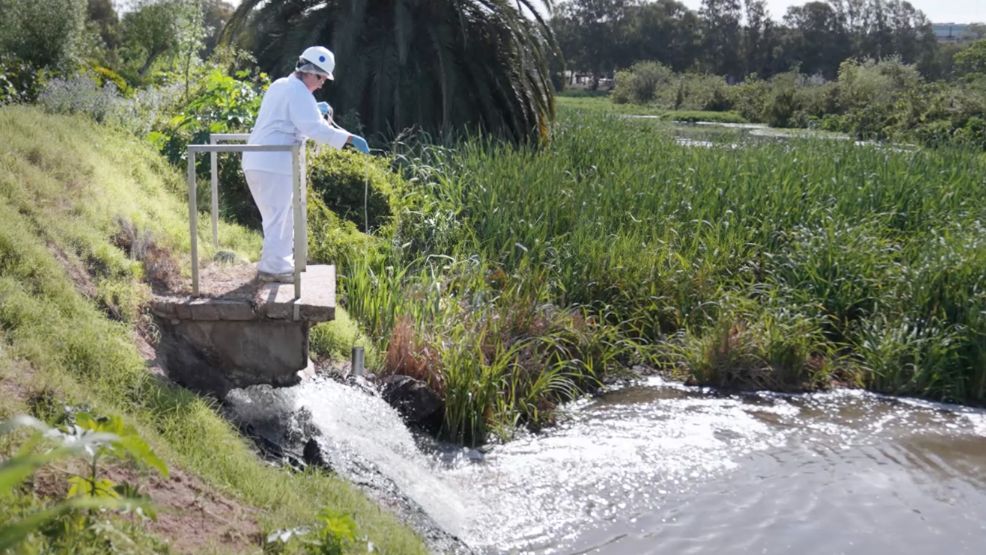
257, 271, 294, 283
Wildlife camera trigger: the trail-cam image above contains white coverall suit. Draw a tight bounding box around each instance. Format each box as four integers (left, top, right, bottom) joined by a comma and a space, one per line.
242, 75, 349, 275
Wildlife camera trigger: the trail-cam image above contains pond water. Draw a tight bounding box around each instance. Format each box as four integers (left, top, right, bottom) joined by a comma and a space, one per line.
227, 377, 986, 554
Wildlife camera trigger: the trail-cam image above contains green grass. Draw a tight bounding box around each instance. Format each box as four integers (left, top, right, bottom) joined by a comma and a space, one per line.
344, 98, 986, 420
556, 95, 666, 116
556, 96, 747, 124
668, 110, 747, 124
0, 106, 426, 554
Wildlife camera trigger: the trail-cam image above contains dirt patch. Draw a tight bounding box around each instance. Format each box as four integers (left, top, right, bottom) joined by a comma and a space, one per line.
193, 263, 261, 300
33, 462, 263, 554
111, 465, 263, 554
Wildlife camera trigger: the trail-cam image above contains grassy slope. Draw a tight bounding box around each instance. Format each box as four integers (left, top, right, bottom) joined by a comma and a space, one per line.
0, 106, 426, 554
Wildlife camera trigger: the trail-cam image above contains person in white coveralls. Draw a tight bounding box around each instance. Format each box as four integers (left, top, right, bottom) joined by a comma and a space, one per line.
242, 46, 369, 283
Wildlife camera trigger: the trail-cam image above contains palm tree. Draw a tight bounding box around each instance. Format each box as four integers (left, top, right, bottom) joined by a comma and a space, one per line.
222, 0, 557, 143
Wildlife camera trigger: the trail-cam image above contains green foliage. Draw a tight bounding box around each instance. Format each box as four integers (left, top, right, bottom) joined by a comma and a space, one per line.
0, 0, 88, 71
224, 0, 557, 143
672, 297, 836, 391
307, 148, 401, 233
610, 58, 986, 147
149, 66, 268, 226
0, 57, 46, 105
366, 102, 986, 412
0, 415, 159, 551
611, 61, 673, 105
669, 110, 746, 124
309, 307, 377, 366
306, 191, 384, 271
954, 39, 986, 77
264, 508, 358, 555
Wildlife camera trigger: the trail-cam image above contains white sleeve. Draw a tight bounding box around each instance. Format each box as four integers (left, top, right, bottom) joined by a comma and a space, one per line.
287, 89, 350, 150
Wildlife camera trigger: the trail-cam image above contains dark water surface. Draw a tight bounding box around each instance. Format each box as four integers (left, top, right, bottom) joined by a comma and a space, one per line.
228, 377, 986, 554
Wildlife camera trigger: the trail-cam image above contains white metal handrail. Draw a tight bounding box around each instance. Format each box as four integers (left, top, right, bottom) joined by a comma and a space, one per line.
186, 135, 308, 301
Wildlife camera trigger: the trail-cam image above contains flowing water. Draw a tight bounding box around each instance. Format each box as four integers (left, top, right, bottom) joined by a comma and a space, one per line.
227, 376, 986, 554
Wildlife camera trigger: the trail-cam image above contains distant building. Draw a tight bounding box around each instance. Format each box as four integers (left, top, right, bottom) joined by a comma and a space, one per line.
933, 23, 981, 43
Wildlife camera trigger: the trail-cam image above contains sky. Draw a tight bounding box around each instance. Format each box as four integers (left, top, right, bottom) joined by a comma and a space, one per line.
676, 0, 985, 24
219, 0, 983, 24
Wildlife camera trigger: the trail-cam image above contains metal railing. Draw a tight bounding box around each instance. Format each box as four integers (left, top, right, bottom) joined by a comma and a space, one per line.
186, 134, 308, 299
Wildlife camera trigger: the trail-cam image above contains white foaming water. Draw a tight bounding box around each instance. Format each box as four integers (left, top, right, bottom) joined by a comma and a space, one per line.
289, 378, 473, 538
446, 393, 795, 552
229, 377, 986, 554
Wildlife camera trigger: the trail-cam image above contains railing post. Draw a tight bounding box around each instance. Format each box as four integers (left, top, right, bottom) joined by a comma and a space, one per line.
187, 152, 199, 296
291, 144, 303, 302
300, 144, 308, 272
209, 136, 219, 251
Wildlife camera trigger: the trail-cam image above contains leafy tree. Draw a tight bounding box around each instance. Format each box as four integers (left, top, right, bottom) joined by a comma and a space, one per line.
117, 0, 208, 84
202, 0, 235, 54
624, 0, 701, 72
224, 0, 557, 143
699, 0, 743, 80
742, 0, 776, 78
955, 40, 986, 77
87, 0, 120, 51
783, 1, 850, 78
0, 0, 88, 70
552, 0, 638, 84
119, 0, 180, 78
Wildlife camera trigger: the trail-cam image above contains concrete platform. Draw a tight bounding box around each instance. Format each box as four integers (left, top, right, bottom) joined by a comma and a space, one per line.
149, 264, 336, 395
150, 264, 335, 323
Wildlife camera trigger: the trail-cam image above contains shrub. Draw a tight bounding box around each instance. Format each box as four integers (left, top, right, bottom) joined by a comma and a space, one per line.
0, 56, 46, 105
663, 73, 734, 111
307, 148, 402, 233
37, 73, 123, 124
0, 0, 87, 71
306, 191, 384, 270
309, 307, 377, 366
611, 61, 673, 105
672, 297, 834, 391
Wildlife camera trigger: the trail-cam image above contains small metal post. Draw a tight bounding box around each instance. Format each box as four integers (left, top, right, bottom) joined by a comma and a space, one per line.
209, 137, 219, 251
351, 346, 365, 377
187, 151, 199, 295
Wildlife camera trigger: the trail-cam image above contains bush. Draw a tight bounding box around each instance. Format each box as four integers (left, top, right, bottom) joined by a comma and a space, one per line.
673, 297, 835, 392
306, 190, 384, 269
0, 56, 46, 105
664, 73, 733, 111
611, 61, 673, 105
307, 148, 402, 233
0, 0, 88, 71
37, 72, 123, 124
309, 307, 378, 366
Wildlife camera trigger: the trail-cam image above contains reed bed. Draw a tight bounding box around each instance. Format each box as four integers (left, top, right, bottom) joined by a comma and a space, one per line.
341, 107, 986, 443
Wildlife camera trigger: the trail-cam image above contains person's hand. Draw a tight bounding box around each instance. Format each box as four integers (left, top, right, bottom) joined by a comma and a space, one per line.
316, 101, 333, 118
349, 135, 370, 154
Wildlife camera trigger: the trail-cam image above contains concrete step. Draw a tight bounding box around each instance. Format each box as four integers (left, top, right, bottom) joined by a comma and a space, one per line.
152, 264, 335, 323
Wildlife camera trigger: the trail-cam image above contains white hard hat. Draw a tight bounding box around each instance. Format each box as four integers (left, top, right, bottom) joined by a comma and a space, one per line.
298, 46, 335, 80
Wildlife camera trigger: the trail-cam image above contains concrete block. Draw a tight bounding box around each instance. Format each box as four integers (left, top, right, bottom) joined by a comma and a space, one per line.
211, 299, 256, 321
188, 298, 221, 321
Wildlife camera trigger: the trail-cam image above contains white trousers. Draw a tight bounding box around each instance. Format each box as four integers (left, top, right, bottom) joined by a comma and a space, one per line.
244, 169, 295, 274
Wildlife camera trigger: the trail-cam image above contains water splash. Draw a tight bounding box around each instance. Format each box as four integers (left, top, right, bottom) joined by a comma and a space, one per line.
227, 376, 986, 554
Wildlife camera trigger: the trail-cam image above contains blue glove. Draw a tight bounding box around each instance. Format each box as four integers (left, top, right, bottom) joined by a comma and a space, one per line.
349, 135, 370, 154
316, 101, 332, 118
